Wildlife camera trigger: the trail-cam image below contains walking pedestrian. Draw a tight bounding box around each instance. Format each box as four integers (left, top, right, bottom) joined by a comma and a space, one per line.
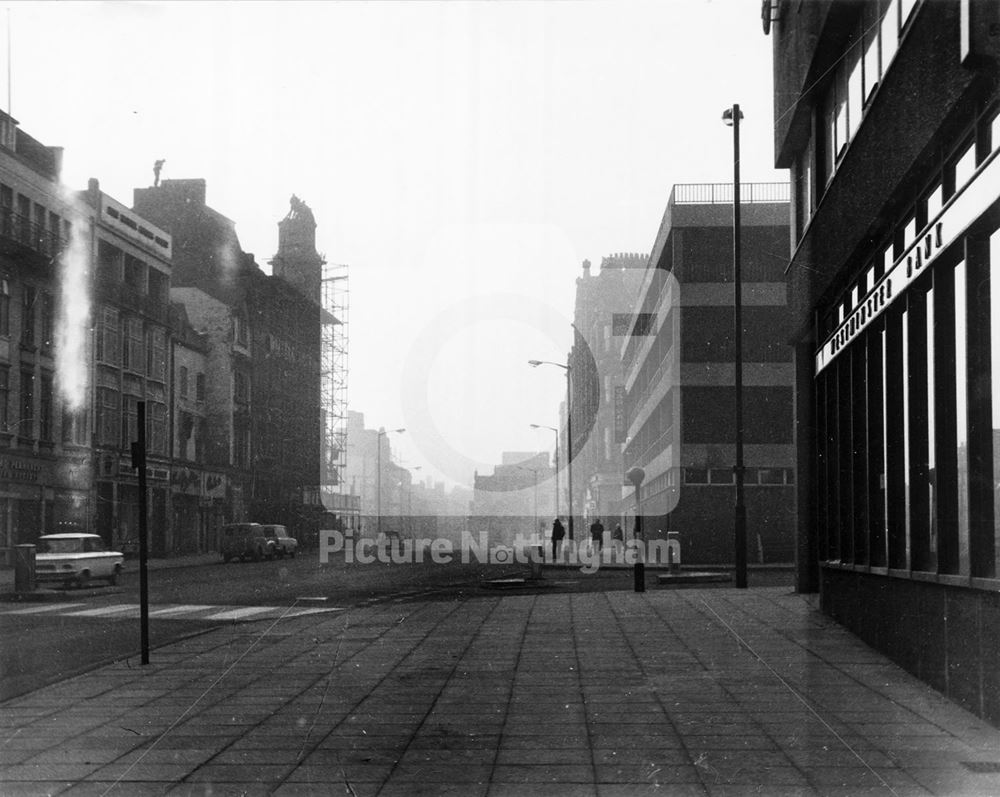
589, 517, 604, 553
551, 517, 566, 560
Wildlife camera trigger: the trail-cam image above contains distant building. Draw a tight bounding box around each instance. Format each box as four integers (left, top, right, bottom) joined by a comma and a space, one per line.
770, 0, 1000, 722
621, 182, 793, 564
568, 253, 646, 537
0, 111, 90, 563
472, 451, 554, 545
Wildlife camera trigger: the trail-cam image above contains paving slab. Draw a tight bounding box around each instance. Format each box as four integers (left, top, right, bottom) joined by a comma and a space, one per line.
2, 586, 1000, 796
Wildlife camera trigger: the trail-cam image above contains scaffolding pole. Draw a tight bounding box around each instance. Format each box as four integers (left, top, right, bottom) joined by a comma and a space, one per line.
321, 263, 349, 507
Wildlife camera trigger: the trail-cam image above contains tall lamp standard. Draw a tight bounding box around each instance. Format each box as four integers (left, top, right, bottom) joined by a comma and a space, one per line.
530, 423, 560, 523
723, 103, 748, 589
376, 427, 405, 538
528, 359, 573, 540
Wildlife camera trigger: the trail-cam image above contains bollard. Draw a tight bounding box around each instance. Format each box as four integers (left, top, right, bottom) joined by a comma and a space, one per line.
667, 531, 681, 574
14, 544, 36, 593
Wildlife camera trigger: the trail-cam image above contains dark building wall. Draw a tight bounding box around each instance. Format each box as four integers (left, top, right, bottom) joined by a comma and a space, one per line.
772, 0, 1000, 724
822, 567, 1000, 724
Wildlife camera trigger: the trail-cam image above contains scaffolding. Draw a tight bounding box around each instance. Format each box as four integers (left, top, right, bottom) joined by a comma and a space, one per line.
321, 263, 349, 506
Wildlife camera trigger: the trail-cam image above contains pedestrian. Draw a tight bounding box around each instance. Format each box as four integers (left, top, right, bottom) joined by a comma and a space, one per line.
589, 517, 604, 553
612, 522, 624, 551
551, 517, 565, 560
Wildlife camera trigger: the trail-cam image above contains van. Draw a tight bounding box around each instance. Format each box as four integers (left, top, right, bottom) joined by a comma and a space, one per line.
220, 522, 268, 563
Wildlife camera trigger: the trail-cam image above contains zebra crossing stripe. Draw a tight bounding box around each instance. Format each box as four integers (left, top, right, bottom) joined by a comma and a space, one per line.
5, 603, 87, 614
66, 604, 138, 617
201, 606, 275, 621
148, 605, 219, 617
283, 607, 344, 617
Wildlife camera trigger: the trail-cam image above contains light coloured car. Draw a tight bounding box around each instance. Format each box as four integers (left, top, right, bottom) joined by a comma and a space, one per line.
35, 533, 124, 588
261, 524, 298, 558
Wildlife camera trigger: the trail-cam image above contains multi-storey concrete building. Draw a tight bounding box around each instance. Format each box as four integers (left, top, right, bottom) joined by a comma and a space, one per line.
0, 112, 91, 564
621, 182, 793, 564
568, 253, 646, 537
770, 0, 1000, 721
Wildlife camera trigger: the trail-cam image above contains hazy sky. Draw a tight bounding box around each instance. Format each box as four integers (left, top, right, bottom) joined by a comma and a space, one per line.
9, 1, 785, 489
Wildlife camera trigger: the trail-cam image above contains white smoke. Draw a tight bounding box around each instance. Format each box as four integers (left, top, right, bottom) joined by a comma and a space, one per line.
55, 208, 91, 412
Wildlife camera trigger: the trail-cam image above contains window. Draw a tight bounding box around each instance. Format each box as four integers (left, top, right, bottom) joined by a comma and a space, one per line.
40, 292, 53, 352
123, 317, 143, 373
709, 468, 734, 485
124, 254, 145, 293
39, 372, 52, 441
62, 406, 88, 446
96, 387, 119, 445
96, 306, 119, 365
196, 373, 205, 401
21, 285, 36, 346
19, 369, 34, 435
179, 366, 189, 399
234, 309, 248, 347
953, 139, 977, 190
146, 327, 166, 381
0, 365, 8, 429
121, 394, 139, 448
684, 468, 708, 485
149, 401, 167, 455
0, 277, 8, 335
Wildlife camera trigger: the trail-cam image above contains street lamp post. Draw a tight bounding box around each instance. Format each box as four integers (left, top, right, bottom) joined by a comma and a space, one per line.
530, 423, 560, 523
529, 359, 573, 540
723, 103, 748, 589
376, 427, 405, 538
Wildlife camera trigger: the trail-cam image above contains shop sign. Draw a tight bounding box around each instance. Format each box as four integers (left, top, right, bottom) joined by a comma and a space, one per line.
816, 152, 1000, 374
0, 457, 41, 482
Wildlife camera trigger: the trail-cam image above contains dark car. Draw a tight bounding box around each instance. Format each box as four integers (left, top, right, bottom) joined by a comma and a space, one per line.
260, 524, 298, 558
220, 523, 268, 563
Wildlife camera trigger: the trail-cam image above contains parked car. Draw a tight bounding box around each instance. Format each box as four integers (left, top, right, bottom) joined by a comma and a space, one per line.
220, 522, 268, 563
261, 524, 298, 558
35, 533, 124, 588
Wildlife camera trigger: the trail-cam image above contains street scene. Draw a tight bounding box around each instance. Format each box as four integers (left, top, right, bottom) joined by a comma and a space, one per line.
2, 0, 1000, 794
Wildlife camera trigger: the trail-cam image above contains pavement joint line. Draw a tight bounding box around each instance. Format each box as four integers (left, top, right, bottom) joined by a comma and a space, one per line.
96, 596, 322, 796
695, 594, 902, 797
364, 598, 506, 790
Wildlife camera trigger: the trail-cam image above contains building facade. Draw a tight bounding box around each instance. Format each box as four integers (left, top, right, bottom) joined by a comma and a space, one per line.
770, 0, 1000, 721
0, 112, 90, 564
621, 182, 793, 564
84, 180, 174, 555
472, 451, 554, 546
569, 253, 646, 536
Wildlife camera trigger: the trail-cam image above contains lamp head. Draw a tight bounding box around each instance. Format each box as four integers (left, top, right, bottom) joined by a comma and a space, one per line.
721, 106, 744, 127
528, 360, 542, 367
626, 466, 646, 487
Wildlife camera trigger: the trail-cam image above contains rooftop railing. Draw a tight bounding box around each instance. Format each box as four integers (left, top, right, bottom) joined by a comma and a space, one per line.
671, 182, 790, 205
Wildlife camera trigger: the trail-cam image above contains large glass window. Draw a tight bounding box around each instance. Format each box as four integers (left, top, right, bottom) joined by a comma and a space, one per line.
990, 229, 1000, 573
954, 260, 970, 575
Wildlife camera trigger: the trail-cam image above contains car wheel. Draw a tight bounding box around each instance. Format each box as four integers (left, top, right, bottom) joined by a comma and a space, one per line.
108, 564, 122, 586
76, 570, 91, 589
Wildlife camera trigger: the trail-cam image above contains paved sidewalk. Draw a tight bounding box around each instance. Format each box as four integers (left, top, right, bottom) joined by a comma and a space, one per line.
2, 587, 999, 796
